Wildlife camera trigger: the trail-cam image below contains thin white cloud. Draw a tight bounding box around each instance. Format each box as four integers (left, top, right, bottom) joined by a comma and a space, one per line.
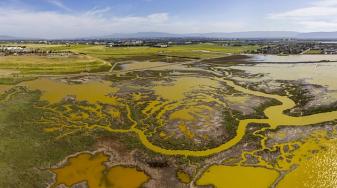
46, 0, 72, 11
0, 6, 245, 39
270, 7, 337, 19
311, 0, 337, 6
269, 0, 337, 31
85, 7, 111, 17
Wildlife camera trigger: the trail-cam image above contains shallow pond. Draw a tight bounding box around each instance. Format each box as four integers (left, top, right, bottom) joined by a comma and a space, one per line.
197, 165, 279, 188
233, 61, 337, 90
51, 153, 149, 188
249, 54, 337, 63
20, 78, 119, 104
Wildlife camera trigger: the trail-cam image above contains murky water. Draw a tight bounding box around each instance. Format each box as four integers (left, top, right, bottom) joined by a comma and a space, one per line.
197, 165, 279, 188
51, 153, 149, 188
105, 166, 149, 188
20, 78, 119, 104
249, 54, 337, 63
277, 137, 337, 188
233, 62, 337, 90
152, 76, 219, 101
51, 153, 108, 188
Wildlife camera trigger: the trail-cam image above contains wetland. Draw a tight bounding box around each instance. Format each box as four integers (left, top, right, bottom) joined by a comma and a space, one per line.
0, 43, 337, 188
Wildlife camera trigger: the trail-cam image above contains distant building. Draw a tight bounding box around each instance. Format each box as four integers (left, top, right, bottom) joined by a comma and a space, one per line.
106, 40, 143, 47
153, 44, 168, 48
324, 49, 337, 54
0, 46, 27, 53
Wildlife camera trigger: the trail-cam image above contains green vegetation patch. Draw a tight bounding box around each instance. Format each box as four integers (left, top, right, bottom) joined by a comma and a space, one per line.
0, 55, 111, 75
0, 87, 97, 188
304, 49, 322, 54
0, 76, 36, 85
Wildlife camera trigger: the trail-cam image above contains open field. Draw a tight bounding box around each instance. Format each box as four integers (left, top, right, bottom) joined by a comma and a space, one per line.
304, 49, 322, 54
0, 43, 258, 78
6, 43, 259, 61
0, 55, 110, 75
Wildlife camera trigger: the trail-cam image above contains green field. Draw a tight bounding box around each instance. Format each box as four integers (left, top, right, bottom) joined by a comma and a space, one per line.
0, 88, 97, 187
304, 49, 322, 54
0, 55, 110, 75
0, 43, 258, 78
20, 43, 259, 61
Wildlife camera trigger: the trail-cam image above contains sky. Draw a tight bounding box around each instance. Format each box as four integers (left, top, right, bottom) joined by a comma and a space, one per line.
1, 0, 337, 38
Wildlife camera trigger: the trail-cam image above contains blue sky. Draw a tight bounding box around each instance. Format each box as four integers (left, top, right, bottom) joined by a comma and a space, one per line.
1, 0, 337, 38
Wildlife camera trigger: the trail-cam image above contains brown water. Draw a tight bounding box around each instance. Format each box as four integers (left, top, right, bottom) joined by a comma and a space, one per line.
277, 137, 337, 188
105, 166, 149, 188
152, 76, 219, 101
21, 78, 119, 104
51, 153, 108, 188
51, 153, 149, 188
197, 165, 279, 188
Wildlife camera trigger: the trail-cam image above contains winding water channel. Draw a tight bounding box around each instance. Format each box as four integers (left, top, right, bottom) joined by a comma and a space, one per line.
104, 77, 337, 157
20, 75, 337, 157
3, 67, 337, 187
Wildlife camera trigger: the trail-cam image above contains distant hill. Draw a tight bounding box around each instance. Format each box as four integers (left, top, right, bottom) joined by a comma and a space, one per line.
0, 35, 20, 40
2, 31, 337, 40
97, 31, 337, 39
95, 31, 300, 39
197, 31, 300, 39
0, 35, 40, 40
297, 32, 337, 39
99, 32, 183, 39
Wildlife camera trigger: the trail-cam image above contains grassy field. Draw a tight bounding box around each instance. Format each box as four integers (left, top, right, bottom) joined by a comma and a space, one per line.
0, 54, 110, 75
0, 43, 259, 79
304, 49, 322, 54
16, 43, 259, 61
0, 88, 97, 188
